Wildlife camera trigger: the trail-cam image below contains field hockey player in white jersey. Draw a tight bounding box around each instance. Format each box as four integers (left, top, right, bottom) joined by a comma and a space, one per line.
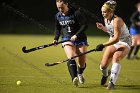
95, 0, 132, 89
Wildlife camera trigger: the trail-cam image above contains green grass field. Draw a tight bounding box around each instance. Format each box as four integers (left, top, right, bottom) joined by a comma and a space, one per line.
0, 34, 140, 93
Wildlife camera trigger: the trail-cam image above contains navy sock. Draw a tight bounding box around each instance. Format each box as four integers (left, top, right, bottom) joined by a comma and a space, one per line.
67, 60, 77, 80
78, 63, 86, 74
128, 46, 134, 57
134, 45, 140, 56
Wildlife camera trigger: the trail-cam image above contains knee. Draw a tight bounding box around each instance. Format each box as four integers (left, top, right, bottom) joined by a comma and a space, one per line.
78, 62, 86, 68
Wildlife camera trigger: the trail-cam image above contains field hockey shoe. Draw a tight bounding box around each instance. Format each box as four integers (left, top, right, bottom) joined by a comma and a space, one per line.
78, 74, 85, 84
133, 55, 140, 60
73, 77, 78, 87
107, 82, 115, 90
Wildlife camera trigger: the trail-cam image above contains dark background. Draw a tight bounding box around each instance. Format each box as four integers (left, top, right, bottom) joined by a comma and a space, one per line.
0, 0, 140, 34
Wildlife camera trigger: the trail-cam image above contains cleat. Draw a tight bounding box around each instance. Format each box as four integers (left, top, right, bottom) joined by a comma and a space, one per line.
73, 77, 78, 87
78, 74, 85, 84
107, 82, 114, 90
101, 76, 108, 85
133, 55, 140, 60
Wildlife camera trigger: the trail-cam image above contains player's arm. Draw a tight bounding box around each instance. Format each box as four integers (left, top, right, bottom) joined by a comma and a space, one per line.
130, 11, 140, 26
130, 11, 137, 25
54, 15, 61, 41
74, 10, 88, 37
103, 17, 121, 47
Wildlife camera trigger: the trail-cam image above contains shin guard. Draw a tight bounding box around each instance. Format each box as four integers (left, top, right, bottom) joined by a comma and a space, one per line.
67, 60, 77, 80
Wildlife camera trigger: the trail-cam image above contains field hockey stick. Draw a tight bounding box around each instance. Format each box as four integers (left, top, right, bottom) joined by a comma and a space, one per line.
1, 2, 48, 31
45, 48, 96, 67
22, 40, 70, 53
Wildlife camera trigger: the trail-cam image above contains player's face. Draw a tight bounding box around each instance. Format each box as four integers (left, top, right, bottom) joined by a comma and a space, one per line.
56, 0, 68, 13
101, 6, 112, 19
137, 4, 140, 12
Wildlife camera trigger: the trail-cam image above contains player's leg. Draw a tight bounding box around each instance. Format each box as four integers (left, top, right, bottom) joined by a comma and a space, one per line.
107, 45, 129, 89
127, 35, 136, 59
133, 45, 140, 59
76, 45, 87, 84
100, 45, 116, 85
63, 42, 78, 86
133, 34, 140, 59
128, 27, 140, 59
127, 46, 134, 59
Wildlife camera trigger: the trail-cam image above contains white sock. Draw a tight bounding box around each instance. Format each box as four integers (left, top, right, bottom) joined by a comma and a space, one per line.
100, 65, 108, 77
110, 63, 121, 84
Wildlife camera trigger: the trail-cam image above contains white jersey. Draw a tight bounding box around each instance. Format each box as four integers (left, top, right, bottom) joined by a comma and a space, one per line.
105, 19, 130, 39
105, 18, 132, 48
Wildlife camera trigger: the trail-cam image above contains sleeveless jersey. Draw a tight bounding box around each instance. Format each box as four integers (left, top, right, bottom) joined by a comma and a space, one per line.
105, 19, 131, 43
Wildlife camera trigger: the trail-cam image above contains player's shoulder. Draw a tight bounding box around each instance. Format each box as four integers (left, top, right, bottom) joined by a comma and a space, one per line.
113, 15, 124, 26
55, 12, 62, 19
113, 15, 123, 23
56, 12, 62, 16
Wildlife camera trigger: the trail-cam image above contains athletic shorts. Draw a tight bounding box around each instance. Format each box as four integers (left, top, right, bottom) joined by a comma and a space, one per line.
129, 27, 140, 35
110, 36, 131, 49
113, 41, 131, 49
61, 37, 88, 46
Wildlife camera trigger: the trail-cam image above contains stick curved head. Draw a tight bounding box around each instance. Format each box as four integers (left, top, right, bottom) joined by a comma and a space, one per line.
45, 63, 59, 67
22, 46, 28, 53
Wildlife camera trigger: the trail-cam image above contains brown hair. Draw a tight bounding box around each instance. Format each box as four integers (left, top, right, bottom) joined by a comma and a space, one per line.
56, 0, 69, 4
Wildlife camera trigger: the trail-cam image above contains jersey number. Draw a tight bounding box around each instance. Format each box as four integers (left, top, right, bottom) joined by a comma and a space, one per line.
68, 26, 71, 32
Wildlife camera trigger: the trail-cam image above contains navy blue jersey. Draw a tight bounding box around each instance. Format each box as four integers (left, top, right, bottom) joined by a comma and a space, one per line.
130, 11, 140, 28
54, 7, 88, 41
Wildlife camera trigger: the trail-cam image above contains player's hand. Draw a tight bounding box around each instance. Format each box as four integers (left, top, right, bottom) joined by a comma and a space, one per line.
71, 35, 77, 41
53, 40, 58, 46
96, 44, 105, 51
96, 22, 104, 29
